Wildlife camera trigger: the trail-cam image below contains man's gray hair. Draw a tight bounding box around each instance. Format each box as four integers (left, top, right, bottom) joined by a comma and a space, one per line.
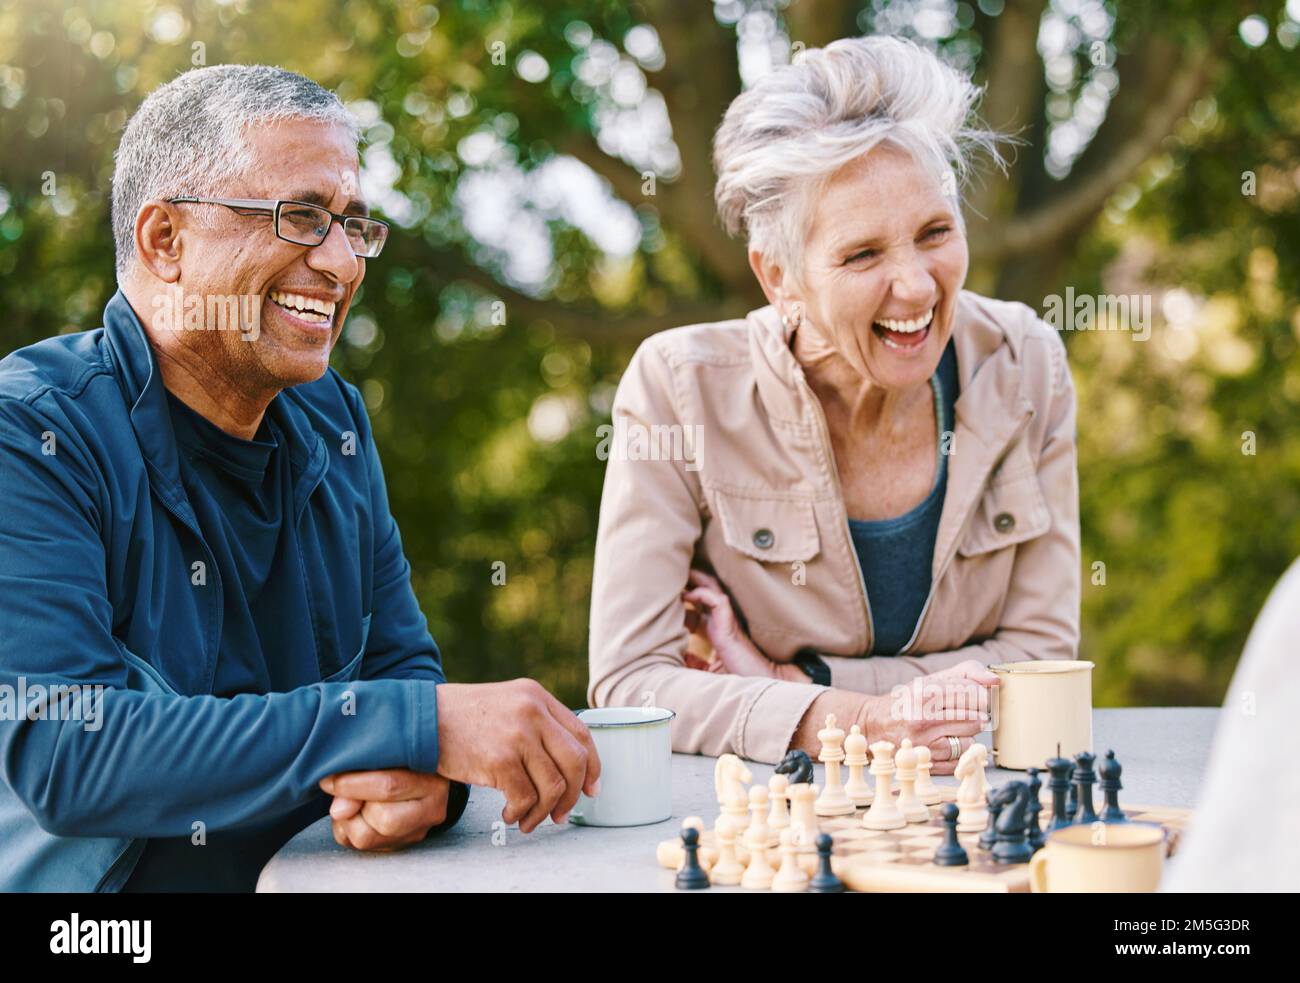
713, 35, 1007, 277
111, 64, 358, 274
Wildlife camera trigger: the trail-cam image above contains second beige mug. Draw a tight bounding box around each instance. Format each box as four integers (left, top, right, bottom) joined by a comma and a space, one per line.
1029, 821, 1167, 892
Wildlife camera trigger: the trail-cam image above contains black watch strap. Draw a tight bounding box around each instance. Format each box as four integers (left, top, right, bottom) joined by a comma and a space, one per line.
793, 648, 831, 687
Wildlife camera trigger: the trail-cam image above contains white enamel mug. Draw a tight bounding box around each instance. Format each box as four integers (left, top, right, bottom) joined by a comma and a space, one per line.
569, 707, 675, 827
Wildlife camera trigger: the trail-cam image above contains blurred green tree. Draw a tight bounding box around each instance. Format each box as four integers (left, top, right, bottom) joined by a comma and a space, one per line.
1, 0, 1296, 707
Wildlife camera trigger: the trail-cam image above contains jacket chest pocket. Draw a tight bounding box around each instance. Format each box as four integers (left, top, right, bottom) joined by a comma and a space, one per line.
958, 467, 1051, 558
709, 489, 821, 564
321, 613, 372, 683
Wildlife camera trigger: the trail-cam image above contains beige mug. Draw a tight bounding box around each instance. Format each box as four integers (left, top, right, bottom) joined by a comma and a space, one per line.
1029, 822, 1166, 893
990, 660, 1094, 769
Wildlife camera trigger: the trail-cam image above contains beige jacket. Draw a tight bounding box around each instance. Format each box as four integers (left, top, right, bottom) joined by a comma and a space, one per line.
587, 290, 1080, 764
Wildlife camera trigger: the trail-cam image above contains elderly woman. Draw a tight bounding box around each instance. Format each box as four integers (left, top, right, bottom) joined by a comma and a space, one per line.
587, 36, 1079, 769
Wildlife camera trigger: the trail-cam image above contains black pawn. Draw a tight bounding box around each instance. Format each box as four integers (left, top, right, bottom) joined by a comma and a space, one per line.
1025, 767, 1045, 851
674, 827, 710, 890
808, 832, 845, 893
934, 803, 969, 866
1046, 754, 1074, 831
1098, 750, 1127, 823
1073, 751, 1098, 824
978, 787, 1004, 852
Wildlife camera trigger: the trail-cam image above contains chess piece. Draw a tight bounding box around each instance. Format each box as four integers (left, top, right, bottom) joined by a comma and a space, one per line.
807, 833, 845, 893
776, 748, 815, 786
843, 724, 873, 806
1046, 753, 1074, 831
663, 816, 716, 872
787, 782, 820, 850
1074, 751, 1098, 824
1066, 763, 1078, 819
713, 754, 752, 836
710, 816, 744, 886
675, 827, 710, 889
955, 743, 989, 832
787, 782, 821, 876
744, 785, 774, 851
740, 836, 775, 890
862, 741, 906, 830
1025, 767, 1046, 851
771, 827, 810, 893
815, 715, 856, 816
933, 802, 969, 866
991, 781, 1034, 864
1098, 750, 1128, 823
768, 774, 791, 834
914, 743, 942, 805
894, 738, 930, 823
978, 787, 1005, 852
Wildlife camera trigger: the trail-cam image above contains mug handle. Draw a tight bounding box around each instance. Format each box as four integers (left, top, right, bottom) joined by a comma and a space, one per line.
1029, 849, 1049, 893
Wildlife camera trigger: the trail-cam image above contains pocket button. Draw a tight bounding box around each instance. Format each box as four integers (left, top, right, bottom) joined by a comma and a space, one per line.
752, 528, 775, 550
994, 512, 1016, 533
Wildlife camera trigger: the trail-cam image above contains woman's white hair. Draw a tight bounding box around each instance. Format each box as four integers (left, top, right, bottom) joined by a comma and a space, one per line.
713, 35, 1007, 277
111, 64, 358, 275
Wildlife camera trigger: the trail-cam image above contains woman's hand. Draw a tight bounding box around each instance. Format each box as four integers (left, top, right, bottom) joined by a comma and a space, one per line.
861, 659, 997, 776
682, 568, 807, 683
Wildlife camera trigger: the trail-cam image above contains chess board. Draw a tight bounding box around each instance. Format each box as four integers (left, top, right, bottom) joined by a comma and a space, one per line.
657, 785, 1192, 893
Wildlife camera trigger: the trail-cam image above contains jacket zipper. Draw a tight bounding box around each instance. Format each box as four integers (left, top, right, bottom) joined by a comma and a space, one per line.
794, 371, 874, 654
896, 404, 1036, 656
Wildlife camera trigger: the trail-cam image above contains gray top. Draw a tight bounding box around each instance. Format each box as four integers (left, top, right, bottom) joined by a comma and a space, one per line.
258, 707, 1218, 893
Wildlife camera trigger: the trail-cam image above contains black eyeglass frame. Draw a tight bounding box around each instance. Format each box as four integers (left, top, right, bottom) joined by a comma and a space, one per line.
166, 196, 389, 258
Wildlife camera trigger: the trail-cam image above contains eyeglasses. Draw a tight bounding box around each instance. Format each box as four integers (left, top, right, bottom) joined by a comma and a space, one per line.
166, 197, 389, 258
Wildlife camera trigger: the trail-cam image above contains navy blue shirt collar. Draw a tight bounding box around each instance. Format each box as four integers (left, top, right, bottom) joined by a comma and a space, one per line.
101, 290, 327, 507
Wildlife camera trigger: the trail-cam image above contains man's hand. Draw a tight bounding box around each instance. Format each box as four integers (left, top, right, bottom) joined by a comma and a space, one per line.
434, 679, 601, 834
318, 769, 450, 851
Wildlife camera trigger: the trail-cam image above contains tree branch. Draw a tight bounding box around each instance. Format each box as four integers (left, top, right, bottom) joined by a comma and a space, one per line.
640, 0, 754, 294
978, 42, 1219, 263
784, 0, 860, 50
388, 233, 738, 346
964, 0, 1046, 233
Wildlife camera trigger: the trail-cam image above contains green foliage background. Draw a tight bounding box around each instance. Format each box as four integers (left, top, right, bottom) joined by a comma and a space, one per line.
2, 0, 1297, 709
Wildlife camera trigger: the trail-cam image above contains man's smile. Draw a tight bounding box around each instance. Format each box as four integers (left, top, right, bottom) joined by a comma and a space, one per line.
267, 288, 339, 329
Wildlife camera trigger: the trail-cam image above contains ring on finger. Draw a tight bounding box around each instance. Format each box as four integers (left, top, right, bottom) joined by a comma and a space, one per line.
947, 736, 962, 760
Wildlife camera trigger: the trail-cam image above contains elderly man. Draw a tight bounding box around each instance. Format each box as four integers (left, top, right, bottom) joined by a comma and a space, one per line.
0, 65, 598, 892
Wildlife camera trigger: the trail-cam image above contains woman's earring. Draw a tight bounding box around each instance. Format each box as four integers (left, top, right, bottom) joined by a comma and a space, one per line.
781, 303, 803, 331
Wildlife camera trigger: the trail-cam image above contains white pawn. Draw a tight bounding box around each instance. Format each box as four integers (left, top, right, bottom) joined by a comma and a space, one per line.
711, 814, 745, 885
843, 724, 873, 807
744, 786, 773, 851
767, 774, 791, 835
659, 816, 716, 872
741, 838, 775, 890
787, 782, 820, 850
955, 742, 990, 833
863, 740, 906, 830
815, 715, 856, 816
894, 739, 930, 823
771, 827, 810, 893
914, 745, 942, 804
